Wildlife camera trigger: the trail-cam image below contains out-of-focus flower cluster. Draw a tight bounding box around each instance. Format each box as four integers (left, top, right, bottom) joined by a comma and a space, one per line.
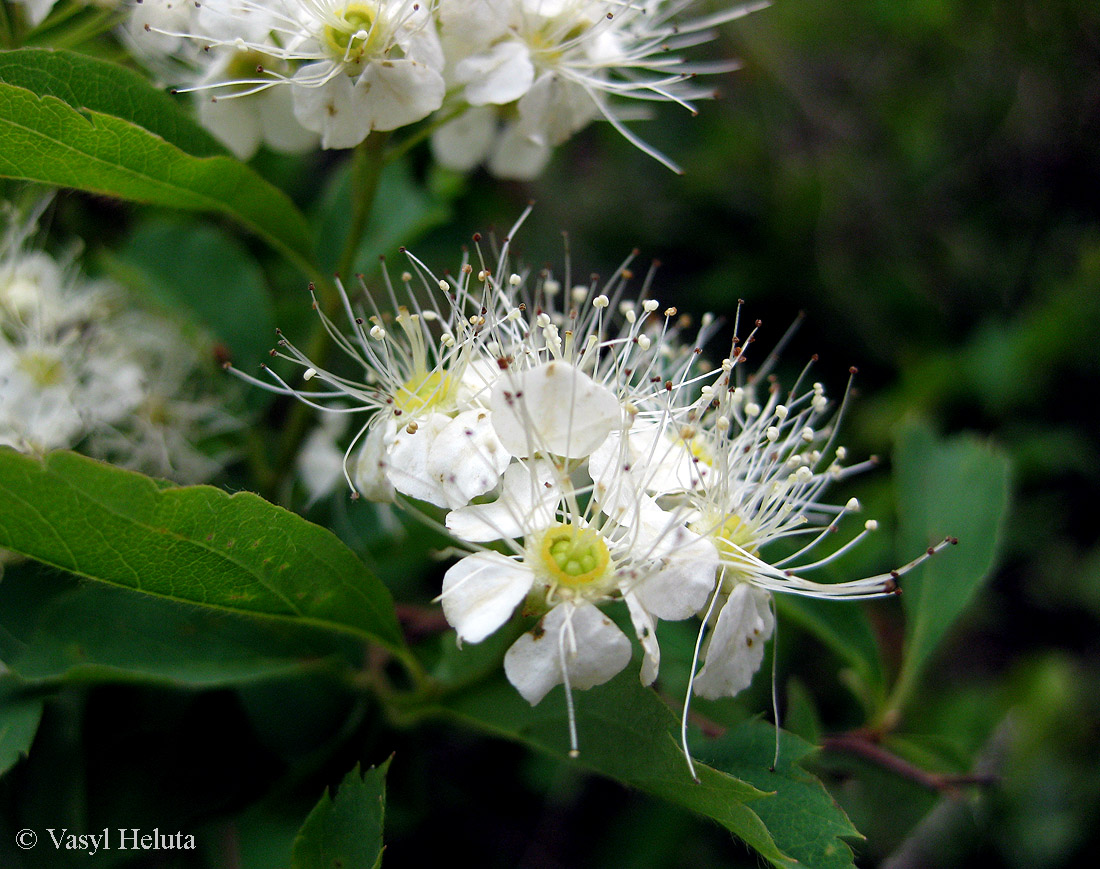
240, 212, 953, 755
0, 204, 239, 483
129, 0, 766, 173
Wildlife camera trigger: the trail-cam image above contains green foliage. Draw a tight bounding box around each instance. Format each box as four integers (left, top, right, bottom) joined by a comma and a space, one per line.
699, 721, 861, 869
0, 678, 45, 777
0, 79, 316, 275
292, 759, 390, 869
112, 219, 277, 373
892, 422, 1012, 708
777, 597, 886, 711
0, 565, 356, 688
435, 669, 858, 868
0, 48, 227, 157
0, 449, 405, 653
315, 158, 458, 274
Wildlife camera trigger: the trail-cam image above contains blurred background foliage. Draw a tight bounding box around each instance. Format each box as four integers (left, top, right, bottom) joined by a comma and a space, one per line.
3, 0, 1099, 866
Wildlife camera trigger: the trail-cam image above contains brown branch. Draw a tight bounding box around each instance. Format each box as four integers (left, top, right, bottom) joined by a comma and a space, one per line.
822, 732, 998, 796
394, 603, 451, 640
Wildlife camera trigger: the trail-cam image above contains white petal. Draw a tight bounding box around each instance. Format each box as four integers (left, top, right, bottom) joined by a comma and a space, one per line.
693, 585, 775, 700
487, 121, 552, 180
384, 412, 452, 506
446, 458, 561, 542
632, 527, 719, 621
297, 423, 346, 504
293, 68, 372, 149
426, 409, 511, 509
440, 552, 533, 644
357, 59, 445, 132
504, 602, 631, 705
430, 106, 497, 171
197, 95, 262, 160
624, 592, 660, 687
257, 85, 321, 154
515, 72, 597, 146
489, 361, 619, 459
353, 423, 396, 503
456, 40, 535, 106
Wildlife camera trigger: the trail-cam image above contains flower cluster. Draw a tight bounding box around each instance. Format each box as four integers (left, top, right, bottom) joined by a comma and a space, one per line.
238, 215, 955, 759
138, 0, 767, 172
0, 205, 239, 483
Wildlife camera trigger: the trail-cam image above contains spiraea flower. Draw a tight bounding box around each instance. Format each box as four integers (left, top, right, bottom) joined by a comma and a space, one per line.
0, 204, 239, 483
160, 0, 446, 148
439, 431, 717, 755
431, 0, 769, 178
231, 211, 545, 507
247, 219, 953, 759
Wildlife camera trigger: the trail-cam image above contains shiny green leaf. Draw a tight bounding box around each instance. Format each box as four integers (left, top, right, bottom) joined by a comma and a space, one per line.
0, 449, 405, 654
292, 759, 390, 869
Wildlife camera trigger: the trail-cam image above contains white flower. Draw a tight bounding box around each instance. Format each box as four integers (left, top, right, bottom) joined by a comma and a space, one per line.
193, 50, 320, 159
438, 454, 718, 753
432, 0, 769, 177
165, 0, 446, 148
0, 205, 239, 482
234, 213, 541, 506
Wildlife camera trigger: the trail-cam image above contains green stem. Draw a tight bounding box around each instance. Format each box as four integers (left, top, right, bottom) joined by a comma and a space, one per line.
383, 103, 466, 166
265, 131, 390, 500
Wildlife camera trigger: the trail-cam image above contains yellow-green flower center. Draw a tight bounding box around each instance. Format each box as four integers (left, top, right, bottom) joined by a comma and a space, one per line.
527, 17, 592, 63
713, 514, 758, 561
538, 523, 611, 588
324, 4, 384, 64
223, 50, 274, 93
394, 371, 451, 415
17, 351, 65, 387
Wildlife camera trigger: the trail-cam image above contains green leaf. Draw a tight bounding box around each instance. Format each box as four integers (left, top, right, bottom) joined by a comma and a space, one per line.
292, 759, 390, 869
891, 421, 1011, 707
0, 81, 317, 277
698, 720, 860, 869
0, 48, 227, 157
434, 669, 805, 868
111, 219, 277, 373
0, 449, 406, 654
0, 565, 357, 688
0, 678, 45, 777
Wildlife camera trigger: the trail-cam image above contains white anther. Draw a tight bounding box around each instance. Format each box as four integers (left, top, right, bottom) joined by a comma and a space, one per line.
864, 519, 879, 531
303, 367, 317, 381
369, 325, 386, 339
745, 402, 760, 417
775, 405, 789, 420
593, 294, 609, 309
642, 299, 659, 313
509, 273, 522, 287
637, 334, 651, 351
